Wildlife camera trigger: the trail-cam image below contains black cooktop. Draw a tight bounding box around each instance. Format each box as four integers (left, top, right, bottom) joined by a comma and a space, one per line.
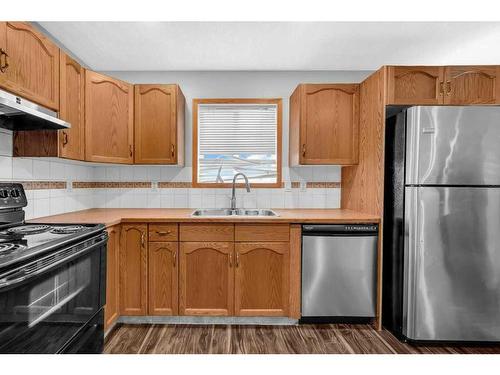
0, 223, 105, 269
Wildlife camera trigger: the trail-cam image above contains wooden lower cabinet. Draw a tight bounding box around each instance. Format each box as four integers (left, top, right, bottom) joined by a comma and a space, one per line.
104, 225, 120, 330
234, 242, 289, 316
148, 242, 178, 315
179, 242, 234, 316
120, 224, 148, 315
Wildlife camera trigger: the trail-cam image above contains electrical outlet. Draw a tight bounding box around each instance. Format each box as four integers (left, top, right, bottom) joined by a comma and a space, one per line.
284, 181, 292, 192
67, 179, 73, 192
300, 181, 307, 192
152, 181, 159, 191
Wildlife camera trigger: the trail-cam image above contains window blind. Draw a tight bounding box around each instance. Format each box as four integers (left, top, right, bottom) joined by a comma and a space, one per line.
197, 103, 278, 183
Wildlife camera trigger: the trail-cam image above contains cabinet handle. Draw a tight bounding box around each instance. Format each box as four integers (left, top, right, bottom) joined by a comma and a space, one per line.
140, 232, 145, 248
129, 145, 133, 157
171, 144, 175, 157
0, 48, 9, 73
439, 82, 444, 96
302, 144, 306, 157
62, 132, 69, 146
229, 253, 233, 267
236, 252, 240, 267
446, 81, 452, 96
173, 250, 177, 267
156, 230, 171, 236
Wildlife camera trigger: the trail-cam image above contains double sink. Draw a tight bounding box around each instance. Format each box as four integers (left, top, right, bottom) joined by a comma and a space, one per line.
191, 208, 278, 217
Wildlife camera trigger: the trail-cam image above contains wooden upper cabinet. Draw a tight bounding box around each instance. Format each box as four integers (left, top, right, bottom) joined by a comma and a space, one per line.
148, 242, 178, 316
134, 84, 185, 165
59, 53, 85, 160
105, 225, 120, 330
386, 66, 445, 105
120, 224, 148, 315
179, 242, 234, 316
85, 70, 134, 164
0, 22, 60, 110
289, 84, 359, 166
234, 242, 289, 317
444, 66, 500, 104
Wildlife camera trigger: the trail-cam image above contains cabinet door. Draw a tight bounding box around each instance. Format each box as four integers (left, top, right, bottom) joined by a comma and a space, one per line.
135, 84, 181, 164
234, 242, 289, 316
386, 66, 445, 105
148, 242, 178, 315
120, 224, 148, 315
85, 70, 133, 164
59, 53, 85, 160
444, 66, 499, 104
179, 242, 234, 316
0, 22, 60, 110
300, 84, 359, 165
105, 225, 120, 330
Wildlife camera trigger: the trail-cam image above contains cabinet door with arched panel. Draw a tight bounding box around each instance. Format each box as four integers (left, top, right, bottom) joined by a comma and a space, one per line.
148, 241, 179, 316
120, 224, 148, 315
444, 66, 500, 104
291, 84, 359, 165
179, 242, 234, 316
85, 70, 134, 164
0, 22, 60, 110
234, 242, 289, 316
386, 66, 445, 105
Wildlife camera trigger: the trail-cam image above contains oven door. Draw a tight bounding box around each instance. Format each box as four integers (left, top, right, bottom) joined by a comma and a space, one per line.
0, 233, 107, 353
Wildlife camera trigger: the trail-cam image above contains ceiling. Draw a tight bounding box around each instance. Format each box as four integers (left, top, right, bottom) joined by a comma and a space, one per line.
38, 22, 500, 71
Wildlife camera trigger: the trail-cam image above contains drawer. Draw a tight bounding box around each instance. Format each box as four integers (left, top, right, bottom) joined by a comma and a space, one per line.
179, 223, 234, 242
235, 224, 290, 242
149, 224, 178, 241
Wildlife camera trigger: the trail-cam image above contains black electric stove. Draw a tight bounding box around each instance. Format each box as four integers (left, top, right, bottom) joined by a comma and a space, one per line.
0, 222, 105, 269
0, 183, 107, 354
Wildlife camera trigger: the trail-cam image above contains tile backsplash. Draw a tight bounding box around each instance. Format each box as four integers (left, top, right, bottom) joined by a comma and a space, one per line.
0, 129, 342, 219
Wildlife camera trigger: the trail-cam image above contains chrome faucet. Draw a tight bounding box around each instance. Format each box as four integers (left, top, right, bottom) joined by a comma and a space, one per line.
230, 173, 251, 210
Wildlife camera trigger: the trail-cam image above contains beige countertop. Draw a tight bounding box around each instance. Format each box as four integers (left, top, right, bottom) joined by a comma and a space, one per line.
30, 208, 380, 228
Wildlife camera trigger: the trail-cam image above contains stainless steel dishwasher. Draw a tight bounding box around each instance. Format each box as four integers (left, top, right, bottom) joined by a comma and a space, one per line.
301, 224, 378, 323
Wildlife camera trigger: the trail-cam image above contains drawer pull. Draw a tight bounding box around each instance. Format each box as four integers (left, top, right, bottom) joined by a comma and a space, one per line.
156, 230, 171, 236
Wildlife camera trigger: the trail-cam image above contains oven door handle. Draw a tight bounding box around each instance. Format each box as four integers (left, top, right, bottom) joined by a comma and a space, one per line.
0, 233, 108, 291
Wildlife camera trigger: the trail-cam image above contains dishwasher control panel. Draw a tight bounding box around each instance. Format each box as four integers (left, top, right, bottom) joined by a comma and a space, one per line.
302, 224, 378, 235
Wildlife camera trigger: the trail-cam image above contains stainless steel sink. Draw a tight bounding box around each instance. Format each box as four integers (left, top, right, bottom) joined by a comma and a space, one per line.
191, 208, 279, 217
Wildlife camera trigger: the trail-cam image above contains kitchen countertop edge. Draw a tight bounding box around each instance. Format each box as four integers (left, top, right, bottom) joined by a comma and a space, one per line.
30, 208, 380, 228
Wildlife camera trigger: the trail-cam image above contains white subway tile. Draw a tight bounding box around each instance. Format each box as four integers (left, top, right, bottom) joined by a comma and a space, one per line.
33, 160, 51, 180
12, 158, 33, 179
0, 131, 13, 157
34, 198, 50, 218
147, 193, 161, 208
0, 156, 12, 180
49, 161, 66, 180
160, 194, 174, 208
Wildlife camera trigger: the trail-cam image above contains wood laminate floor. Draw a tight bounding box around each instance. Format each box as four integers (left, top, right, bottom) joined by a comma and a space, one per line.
104, 324, 500, 354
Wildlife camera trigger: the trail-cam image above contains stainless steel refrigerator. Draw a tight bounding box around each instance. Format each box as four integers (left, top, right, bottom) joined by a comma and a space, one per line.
383, 106, 500, 343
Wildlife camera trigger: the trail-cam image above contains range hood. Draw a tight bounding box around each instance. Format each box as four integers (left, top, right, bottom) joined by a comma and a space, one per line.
0, 89, 70, 130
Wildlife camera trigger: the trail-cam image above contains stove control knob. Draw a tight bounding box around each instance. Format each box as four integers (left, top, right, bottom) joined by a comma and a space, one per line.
10, 189, 21, 198
0, 189, 8, 199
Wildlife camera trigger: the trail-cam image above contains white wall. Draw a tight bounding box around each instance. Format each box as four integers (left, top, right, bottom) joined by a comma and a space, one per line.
106, 70, 372, 170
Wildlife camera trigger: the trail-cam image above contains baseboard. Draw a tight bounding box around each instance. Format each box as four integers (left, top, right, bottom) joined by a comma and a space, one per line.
117, 315, 298, 325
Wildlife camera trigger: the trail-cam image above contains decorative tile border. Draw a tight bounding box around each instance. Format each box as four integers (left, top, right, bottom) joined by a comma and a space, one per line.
13, 181, 67, 190
70, 181, 341, 189
158, 182, 193, 188
73, 181, 152, 189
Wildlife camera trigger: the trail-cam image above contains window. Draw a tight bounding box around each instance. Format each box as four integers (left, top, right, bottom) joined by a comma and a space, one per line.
193, 98, 282, 187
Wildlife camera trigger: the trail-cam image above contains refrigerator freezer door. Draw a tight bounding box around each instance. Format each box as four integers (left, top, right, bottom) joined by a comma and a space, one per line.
406, 106, 500, 186
404, 186, 500, 341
